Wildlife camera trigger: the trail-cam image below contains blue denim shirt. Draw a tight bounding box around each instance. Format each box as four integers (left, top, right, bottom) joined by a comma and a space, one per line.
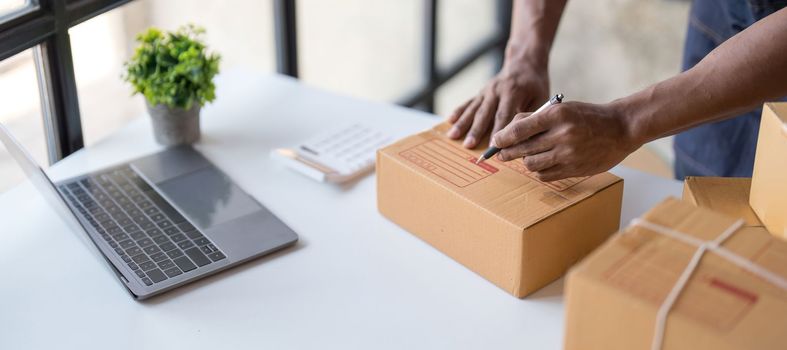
674, 0, 787, 179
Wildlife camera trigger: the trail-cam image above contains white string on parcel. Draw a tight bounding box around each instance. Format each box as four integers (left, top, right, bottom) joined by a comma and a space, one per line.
625, 218, 787, 350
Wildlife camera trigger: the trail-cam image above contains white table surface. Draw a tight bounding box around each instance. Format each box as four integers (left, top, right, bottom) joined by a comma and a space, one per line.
0, 69, 682, 350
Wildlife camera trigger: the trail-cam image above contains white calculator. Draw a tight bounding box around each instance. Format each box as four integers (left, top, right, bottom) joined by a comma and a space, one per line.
271, 123, 392, 184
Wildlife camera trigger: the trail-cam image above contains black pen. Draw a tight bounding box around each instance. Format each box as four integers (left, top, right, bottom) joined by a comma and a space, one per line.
475, 93, 564, 165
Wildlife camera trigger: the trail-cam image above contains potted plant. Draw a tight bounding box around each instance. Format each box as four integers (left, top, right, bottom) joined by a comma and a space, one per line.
124, 25, 221, 146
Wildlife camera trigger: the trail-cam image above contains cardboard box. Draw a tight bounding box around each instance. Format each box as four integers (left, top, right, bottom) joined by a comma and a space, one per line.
750, 103, 787, 238
564, 198, 787, 350
376, 123, 623, 297
682, 176, 762, 227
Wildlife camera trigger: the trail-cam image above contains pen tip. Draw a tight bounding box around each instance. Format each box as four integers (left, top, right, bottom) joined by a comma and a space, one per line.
475, 157, 483, 165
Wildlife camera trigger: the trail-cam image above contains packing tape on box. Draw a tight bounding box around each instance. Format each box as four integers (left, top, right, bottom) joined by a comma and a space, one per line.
626, 218, 787, 350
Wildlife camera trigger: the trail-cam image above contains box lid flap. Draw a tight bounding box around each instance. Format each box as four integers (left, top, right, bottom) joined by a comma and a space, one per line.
765, 103, 787, 138
378, 123, 622, 229
683, 176, 763, 226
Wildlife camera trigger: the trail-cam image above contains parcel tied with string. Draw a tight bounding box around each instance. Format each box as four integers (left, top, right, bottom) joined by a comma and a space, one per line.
564, 198, 787, 350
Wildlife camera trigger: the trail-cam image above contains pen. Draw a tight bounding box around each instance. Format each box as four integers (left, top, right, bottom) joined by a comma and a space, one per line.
475, 93, 564, 165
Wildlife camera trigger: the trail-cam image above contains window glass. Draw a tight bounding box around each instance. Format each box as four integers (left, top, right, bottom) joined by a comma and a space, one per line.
0, 48, 47, 194
434, 0, 497, 118
437, 0, 495, 69
299, 0, 421, 103
435, 54, 496, 118
0, 0, 31, 19
70, 0, 275, 146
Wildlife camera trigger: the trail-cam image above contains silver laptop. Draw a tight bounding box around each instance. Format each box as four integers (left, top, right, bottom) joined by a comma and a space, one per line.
0, 123, 298, 300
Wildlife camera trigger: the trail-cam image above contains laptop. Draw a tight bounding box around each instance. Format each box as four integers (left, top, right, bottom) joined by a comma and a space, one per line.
0, 123, 298, 300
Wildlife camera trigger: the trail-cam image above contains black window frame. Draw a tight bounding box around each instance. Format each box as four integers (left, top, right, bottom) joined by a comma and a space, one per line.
274, 0, 513, 112
0, 0, 132, 164
0, 0, 510, 164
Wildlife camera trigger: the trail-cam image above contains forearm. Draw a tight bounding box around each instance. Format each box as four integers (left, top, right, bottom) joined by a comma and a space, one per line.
615, 8, 787, 145
505, 0, 568, 68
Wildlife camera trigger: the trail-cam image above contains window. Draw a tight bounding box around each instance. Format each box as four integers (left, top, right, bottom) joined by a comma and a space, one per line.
70, 0, 276, 146
437, 0, 495, 69
0, 0, 33, 20
299, 0, 421, 103
0, 0, 510, 193
70, 4, 144, 146
435, 0, 496, 116
0, 48, 46, 193
435, 54, 496, 117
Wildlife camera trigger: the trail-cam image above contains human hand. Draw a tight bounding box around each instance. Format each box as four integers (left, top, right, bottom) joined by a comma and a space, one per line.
492, 101, 641, 182
446, 61, 549, 149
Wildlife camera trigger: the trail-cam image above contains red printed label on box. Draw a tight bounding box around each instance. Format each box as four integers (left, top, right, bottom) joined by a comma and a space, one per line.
399, 140, 497, 188
603, 240, 759, 332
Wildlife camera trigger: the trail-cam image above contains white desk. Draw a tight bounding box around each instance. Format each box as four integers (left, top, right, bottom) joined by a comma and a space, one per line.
0, 70, 682, 350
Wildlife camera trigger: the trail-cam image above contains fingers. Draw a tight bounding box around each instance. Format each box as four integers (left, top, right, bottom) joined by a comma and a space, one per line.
522, 150, 558, 173
521, 96, 543, 115
447, 97, 482, 139
490, 96, 518, 146
512, 111, 532, 122
464, 93, 499, 148
531, 165, 564, 182
492, 111, 551, 148
497, 131, 555, 161
448, 99, 472, 124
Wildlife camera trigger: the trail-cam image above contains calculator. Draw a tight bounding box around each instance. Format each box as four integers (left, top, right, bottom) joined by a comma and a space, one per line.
271, 123, 392, 183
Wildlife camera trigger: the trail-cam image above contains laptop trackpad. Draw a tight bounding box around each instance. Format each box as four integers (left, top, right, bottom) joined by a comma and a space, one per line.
155, 167, 261, 228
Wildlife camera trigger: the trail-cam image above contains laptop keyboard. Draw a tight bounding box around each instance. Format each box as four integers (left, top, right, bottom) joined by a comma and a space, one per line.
58, 166, 226, 286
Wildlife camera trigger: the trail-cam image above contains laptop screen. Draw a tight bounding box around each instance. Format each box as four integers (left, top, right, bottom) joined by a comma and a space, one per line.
0, 122, 119, 274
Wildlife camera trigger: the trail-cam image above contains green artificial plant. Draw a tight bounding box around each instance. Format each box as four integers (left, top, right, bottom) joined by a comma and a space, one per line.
124, 25, 221, 110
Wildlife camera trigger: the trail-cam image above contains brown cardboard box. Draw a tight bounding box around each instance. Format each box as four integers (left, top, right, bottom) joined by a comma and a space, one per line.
682, 176, 762, 227
376, 123, 623, 297
564, 198, 787, 350
750, 103, 787, 238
